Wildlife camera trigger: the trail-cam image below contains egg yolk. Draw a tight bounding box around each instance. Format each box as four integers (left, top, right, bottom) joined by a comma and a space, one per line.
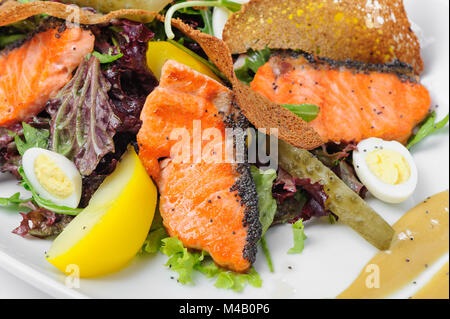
34, 154, 74, 199
365, 149, 411, 185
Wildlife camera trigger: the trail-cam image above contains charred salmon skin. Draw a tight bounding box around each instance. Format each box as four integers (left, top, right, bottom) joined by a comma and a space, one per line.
0, 27, 94, 126
251, 53, 431, 144
137, 60, 261, 272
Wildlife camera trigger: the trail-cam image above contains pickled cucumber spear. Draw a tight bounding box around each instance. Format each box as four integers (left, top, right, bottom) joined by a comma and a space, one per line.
279, 140, 395, 250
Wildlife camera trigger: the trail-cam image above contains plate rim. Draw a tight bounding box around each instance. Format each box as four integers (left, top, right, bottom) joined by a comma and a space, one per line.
0, 250, 88, 299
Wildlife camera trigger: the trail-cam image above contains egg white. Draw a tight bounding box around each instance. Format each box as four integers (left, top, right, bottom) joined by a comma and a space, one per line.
353, 138, 418, 204
212, 0, 249, 40
22, 148, 82, 208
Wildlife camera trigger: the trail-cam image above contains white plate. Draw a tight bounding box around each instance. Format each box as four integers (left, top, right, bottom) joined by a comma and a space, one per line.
0, 0, 448, 299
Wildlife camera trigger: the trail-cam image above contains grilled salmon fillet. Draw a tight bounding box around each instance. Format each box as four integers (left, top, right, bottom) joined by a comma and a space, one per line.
0, 26, 94, 126
137, 60, 261, 272
250, 53, 431, 144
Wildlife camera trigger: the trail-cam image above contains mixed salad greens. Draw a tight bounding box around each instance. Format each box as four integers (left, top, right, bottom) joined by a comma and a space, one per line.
0, 0, 449, 292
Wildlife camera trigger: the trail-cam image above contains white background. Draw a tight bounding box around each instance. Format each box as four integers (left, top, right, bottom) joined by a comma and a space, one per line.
0, 268, 50, 298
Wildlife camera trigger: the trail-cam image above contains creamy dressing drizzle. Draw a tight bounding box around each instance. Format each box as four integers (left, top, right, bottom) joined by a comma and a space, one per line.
412, 261, 449, 299
338, 190, 449, 299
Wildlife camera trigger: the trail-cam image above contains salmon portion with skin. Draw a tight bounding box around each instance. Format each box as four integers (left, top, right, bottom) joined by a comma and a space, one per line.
0, 27, 95, 126
250, 54, 431, 144
137, 60, 261, 272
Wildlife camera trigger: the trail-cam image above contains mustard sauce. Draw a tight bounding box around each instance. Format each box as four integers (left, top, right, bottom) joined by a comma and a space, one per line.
412, 262, 449, 299
338, 190, 449, 299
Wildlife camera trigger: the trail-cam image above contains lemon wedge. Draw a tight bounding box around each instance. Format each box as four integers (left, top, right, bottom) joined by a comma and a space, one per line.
46, 147, 157, 278
147, 41, 221, 82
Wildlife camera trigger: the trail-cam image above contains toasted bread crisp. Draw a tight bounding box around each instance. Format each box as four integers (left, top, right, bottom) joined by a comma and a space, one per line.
223, 0, 423, 74
0, 0, 323, 150
169, 17, 324, 149
0, 0, 158, 24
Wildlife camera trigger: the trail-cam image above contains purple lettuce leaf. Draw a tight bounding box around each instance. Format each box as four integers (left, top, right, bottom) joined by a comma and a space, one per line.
332, 160, 368, 198
91, 20, 158, 134
12, 201, 73, 238
272, 168, 332, 224
312, 142, 367, 198
47, 55, 121, 176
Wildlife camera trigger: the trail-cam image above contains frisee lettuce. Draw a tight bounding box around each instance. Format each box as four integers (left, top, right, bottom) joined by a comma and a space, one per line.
407, 111, 449, 149
160, 237, 262, 291
287, 219, 307, 254
140, 208, 168, 254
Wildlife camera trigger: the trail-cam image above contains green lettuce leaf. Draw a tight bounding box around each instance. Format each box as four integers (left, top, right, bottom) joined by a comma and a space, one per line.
407, 111, 449, 149
287, 219, 307, 254
250, 166, 277, 235
160, 237, 262, 291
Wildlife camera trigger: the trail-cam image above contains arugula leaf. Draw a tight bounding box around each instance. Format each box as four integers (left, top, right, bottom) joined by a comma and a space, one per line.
235, 48, 272, 85
234, 67, 254, 85
18, 166, 82, 215
282, 104, 320, 122
250, 166, 277, 235
165, 0, 243, 39
13, 122, 49, 156
0, 192, 31, 207
287, 219, 307, 254
160, 237, 262, 291
407, 111, 449, 149
246, 48, 272, 73
200, 9, 214, 36
172, 0, 204, 15
0, 34, 26, 49
260, 235, 274, 273
92, 50, 123, 64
